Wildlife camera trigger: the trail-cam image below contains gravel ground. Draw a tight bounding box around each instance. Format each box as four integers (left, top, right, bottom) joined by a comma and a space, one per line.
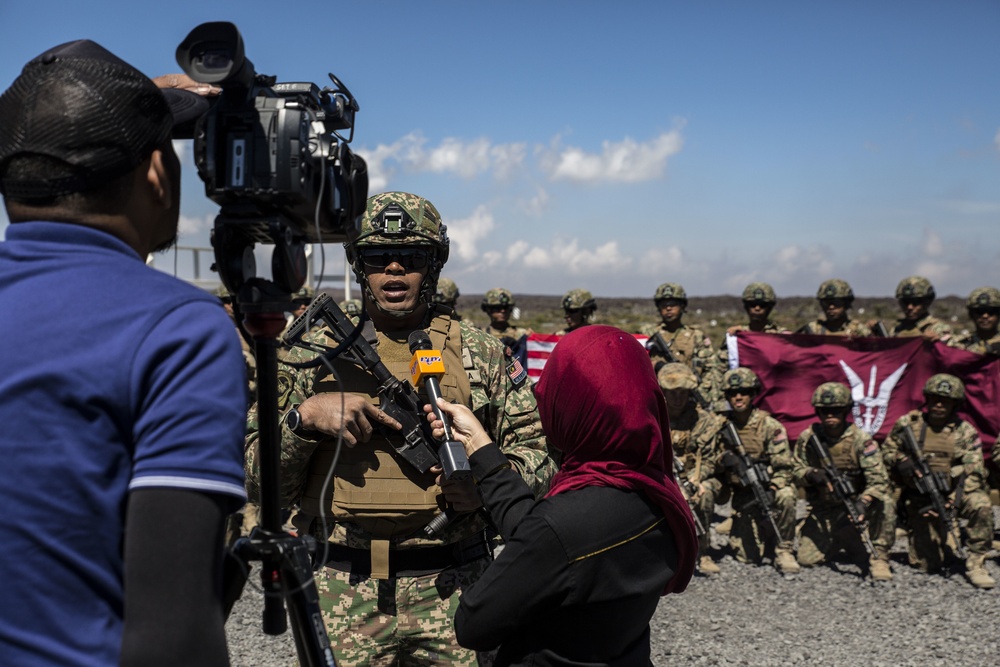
226, 506, 1000, 666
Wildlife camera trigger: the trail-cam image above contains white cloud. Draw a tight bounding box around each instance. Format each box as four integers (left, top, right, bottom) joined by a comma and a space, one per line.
178, 213, 214, 238
540, 127, 685, 183
172, 139, 188, 163
921, 227, 944, 257
501, 237, 630, 275
995, 128, 1000, 151
447, 205, 495, 262
517, 187, 550, 216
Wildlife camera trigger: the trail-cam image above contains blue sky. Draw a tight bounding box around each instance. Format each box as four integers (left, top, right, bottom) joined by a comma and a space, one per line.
2, 1, 998, 298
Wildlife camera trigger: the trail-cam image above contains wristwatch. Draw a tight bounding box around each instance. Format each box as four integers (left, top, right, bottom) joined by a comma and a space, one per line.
286, 406, 306, 434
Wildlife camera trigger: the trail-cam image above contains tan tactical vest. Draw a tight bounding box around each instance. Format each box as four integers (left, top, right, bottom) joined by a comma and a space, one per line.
665, 328, 697, 364
827, 435, 860, 472
298, 314, 472, 543
918, 425, 955, 476
735, 419, 766, 459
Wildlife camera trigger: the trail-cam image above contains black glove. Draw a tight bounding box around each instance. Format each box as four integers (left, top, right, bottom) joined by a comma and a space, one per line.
721, 451, 742, 471
855, 496, 872, 514
804, 469, 828, 487
894, 457, 917, 479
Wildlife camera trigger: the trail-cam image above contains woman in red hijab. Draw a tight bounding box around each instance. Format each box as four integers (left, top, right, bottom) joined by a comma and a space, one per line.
426, 325, 697, 666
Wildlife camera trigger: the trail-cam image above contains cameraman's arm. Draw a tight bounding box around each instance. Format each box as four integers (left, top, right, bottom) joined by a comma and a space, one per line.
120, 489, 234, 667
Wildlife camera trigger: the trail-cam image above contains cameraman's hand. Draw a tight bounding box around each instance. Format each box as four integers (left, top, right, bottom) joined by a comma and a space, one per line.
152, 73, 222, 97
423, 399, 493, 457
297, 393, 400, 446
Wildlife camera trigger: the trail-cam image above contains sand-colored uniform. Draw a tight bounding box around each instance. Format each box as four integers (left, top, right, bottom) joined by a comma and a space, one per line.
642, 322, 724, 410
668, 403, 727, 553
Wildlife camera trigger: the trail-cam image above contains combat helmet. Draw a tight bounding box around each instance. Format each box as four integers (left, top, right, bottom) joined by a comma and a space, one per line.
292, 285, 315, 303
895, 276, 935, 302
966, 286, 1000, 309
339, 298, 362, 317
433, 277, 459, 306
562, 288, 596, 311
657, 363, 698, 391
811, 382, 853, 408
816, 279, 855, 304
212, 284, 232, 302
654, 282, 687, 304
723, 368, 761, 393
923, 373, 965, 401
741, 282, 776, 304
344, 192, 449, 316
482, 287, 515, 311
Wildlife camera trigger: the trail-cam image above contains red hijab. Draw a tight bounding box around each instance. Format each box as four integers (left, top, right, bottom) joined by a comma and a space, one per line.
534, 325, 696, 594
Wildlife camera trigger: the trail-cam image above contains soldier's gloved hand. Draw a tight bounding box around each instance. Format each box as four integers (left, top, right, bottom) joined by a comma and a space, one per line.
804, 469, 827, 487
434, 467, 483, 513
856, 495, 872, 522
297, 393, 400, 446
720, 451, 742, 472
894, 457, 916, 480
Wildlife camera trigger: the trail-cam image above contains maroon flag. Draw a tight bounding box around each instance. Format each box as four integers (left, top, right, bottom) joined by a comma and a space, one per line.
731, 332, 1000, 457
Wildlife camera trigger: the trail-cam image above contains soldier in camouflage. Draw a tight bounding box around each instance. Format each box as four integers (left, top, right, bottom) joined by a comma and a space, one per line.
657, 363, 728, 575
717, 368, 799, 574
481, 288, 532, 342
433, 277, 462, 320
719, 282, 788, 370
555, 288, 596, 335
792, 382, 894, 580
797, 279, 873, 336
885, 276, 952, 341
244, 192, 555, 666
881, 374, 995, 589
948, 286, 1000, 356
641, 282, 724, 410
339, 298, 363, 318
213, 284, 256, 400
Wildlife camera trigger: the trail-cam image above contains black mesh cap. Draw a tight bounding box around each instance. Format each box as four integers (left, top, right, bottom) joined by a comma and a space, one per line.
0, 39, 207, 199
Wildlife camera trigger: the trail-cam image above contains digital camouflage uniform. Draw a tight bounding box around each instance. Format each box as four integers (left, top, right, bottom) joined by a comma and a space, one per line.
792, 422, 893, 568
660, 373, 728, 560
245, 192, 555, 667
949, 287, 1000, 356
881, 374, 995, 587
798, 279, 873, 336
721, 407, 796, 565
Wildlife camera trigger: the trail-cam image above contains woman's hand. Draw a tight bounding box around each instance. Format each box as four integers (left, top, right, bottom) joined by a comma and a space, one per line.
423, 398, 493, 457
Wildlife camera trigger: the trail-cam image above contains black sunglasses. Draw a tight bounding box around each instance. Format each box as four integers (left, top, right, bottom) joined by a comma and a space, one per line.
816, 407, 848, 416
744, 301, 772, 308
970, 307, 1000, 317
359, 248, 430, 271
486, 305, 509, 313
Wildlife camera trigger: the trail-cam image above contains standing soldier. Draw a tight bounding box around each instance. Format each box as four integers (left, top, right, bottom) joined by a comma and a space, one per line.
556, 288, 597, 335
719, 282, 788, 370
482, 288, 532, 342
433, 276, 462, 320
797, 279, 873, 336
883, 276, 952, 341
881, 374, 995, 589
245, 192, 555, 665
642, 282, 723, 410
792, 382, 894, 580
657, 363, 728, 575
949, 286, 1000, 356
718, 369, 799, 574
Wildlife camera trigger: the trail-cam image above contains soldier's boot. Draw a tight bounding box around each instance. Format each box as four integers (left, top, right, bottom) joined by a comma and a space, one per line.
869, 556, 893, 582
714, 517, 733, 535
699, 555, 721, 576
774, 549, 801, 574
965, 554, 996, 590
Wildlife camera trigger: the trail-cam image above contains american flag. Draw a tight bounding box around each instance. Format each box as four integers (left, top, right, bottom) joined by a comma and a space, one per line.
526, 332, 649, 383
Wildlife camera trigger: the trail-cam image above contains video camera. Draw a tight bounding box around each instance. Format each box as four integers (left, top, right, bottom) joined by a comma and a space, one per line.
176, 21, 368, 297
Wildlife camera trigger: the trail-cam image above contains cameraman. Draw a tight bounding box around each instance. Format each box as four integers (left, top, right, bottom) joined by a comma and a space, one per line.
0, 41, 246, 666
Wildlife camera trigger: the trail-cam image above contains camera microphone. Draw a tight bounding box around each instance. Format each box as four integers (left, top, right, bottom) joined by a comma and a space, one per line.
407, 331, 472, 482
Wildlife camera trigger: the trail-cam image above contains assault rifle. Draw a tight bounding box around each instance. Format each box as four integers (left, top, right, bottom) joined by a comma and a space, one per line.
872, 321, 890, 337
899, 425, 967, 560
672, 457, 706, 537
283, 292, 438, 474
645, 332, 711, 409
807, 434, 877, 558
720, 422, 782, 541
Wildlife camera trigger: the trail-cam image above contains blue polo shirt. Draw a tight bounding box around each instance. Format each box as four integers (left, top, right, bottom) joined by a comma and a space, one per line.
0, 221, 247, 666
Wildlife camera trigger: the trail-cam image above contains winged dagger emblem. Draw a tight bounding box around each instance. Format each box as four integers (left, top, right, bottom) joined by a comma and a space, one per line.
838, 360, 908, 435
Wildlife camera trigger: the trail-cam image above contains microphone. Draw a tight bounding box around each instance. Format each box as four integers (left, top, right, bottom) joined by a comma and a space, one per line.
407, 331, 472, 482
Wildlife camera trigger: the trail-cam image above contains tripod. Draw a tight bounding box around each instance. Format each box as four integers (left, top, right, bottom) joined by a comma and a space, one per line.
216, 218, 337, 667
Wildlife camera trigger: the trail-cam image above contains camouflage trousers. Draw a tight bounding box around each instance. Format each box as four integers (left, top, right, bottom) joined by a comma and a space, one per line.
729, 486, 797, 563
695, 478, 731, 553
900, 489, 994, 572
797, 498, 894, 566
314, 557, 492, 667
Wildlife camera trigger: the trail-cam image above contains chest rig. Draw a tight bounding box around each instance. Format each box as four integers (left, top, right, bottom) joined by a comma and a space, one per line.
916, 422, 956, 476
298, 314, 472, 543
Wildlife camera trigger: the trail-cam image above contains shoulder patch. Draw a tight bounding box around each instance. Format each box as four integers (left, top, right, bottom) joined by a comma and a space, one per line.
862, 441, 879, 457
505, 347, 528, 386
276, 369, 295, 410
